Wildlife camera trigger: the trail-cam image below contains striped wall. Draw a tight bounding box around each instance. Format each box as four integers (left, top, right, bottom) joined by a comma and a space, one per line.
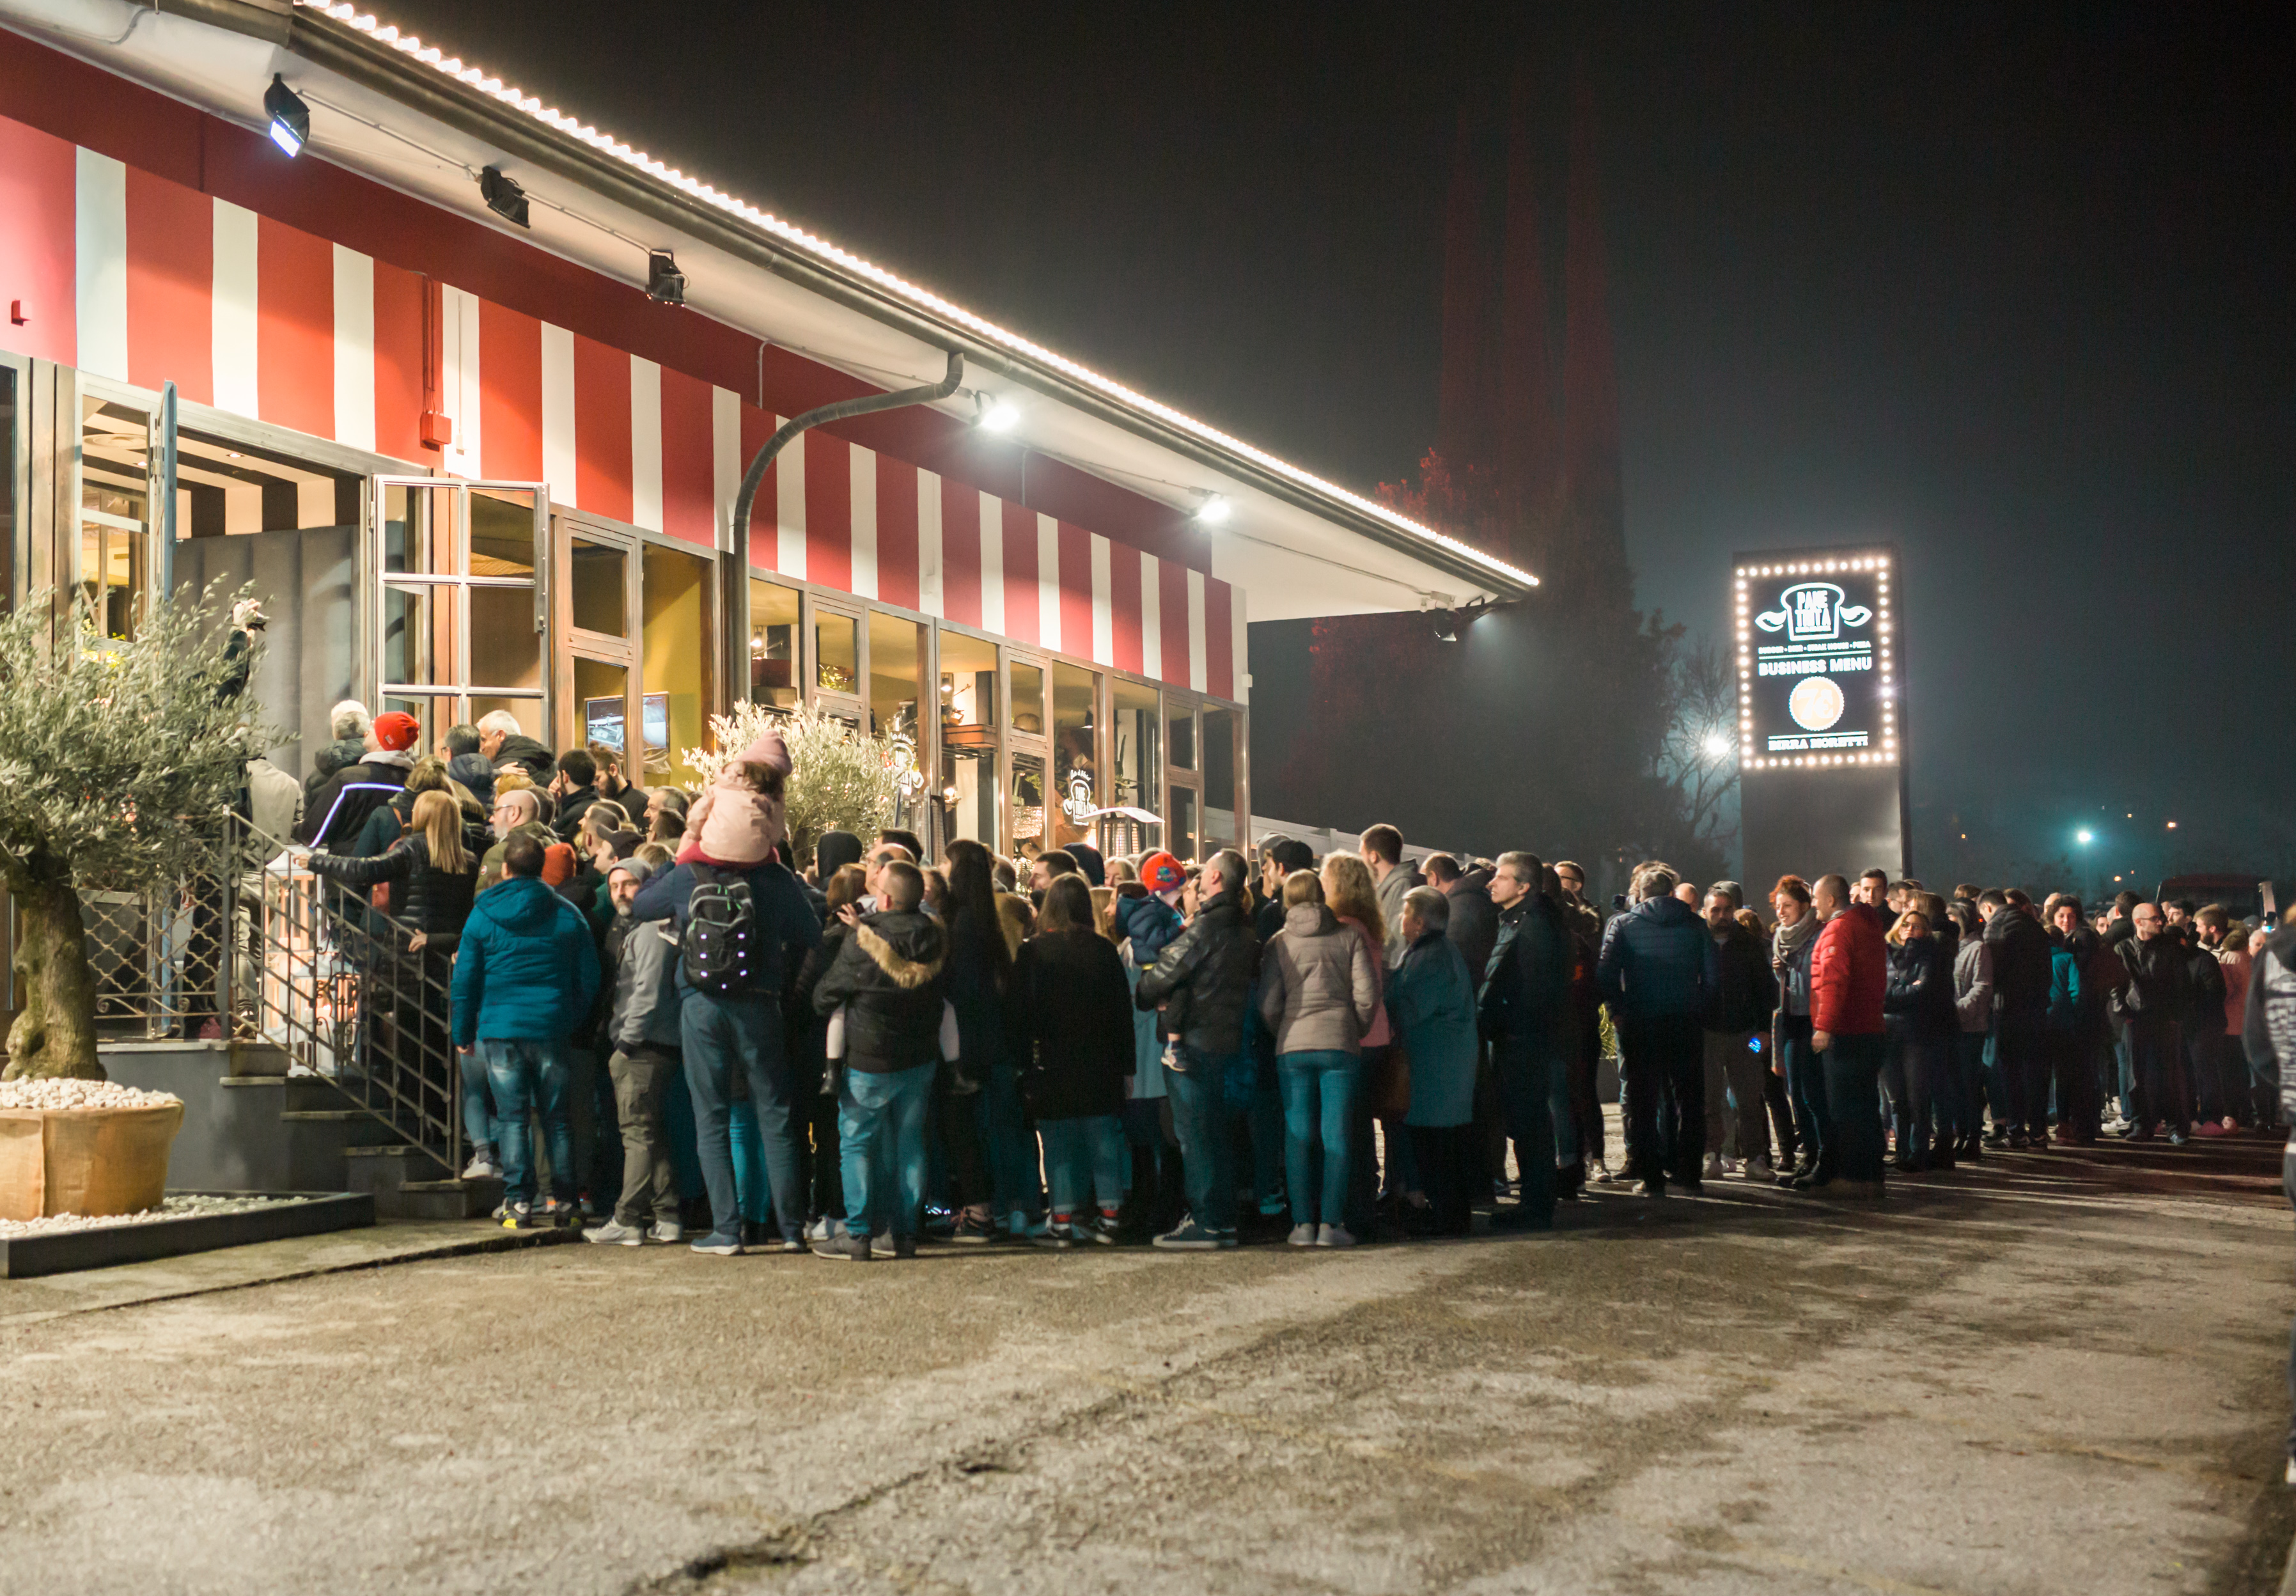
1, 112, 1242, 700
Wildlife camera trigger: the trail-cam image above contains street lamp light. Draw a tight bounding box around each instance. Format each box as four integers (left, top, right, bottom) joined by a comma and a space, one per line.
1702, 732, 1733, 760
2076, 829, 2094, 845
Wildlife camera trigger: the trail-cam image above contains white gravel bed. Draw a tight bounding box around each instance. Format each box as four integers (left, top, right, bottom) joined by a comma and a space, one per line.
0, 1079, 183, 1111
0, 1194, 307, 1239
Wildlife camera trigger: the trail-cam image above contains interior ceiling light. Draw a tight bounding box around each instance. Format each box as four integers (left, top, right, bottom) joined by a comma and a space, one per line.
264, 73, 309, 157
645, 249, 686, 306
480, 165, 529, 228
1195, 494, 1232, 526
290, 0, 1536, 591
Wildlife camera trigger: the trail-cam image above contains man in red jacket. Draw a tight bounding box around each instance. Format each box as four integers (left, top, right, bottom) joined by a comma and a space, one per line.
1809, 872, 1890, 1196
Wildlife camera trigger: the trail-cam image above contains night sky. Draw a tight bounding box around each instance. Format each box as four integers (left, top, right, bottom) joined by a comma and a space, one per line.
380, 1, 2293, 889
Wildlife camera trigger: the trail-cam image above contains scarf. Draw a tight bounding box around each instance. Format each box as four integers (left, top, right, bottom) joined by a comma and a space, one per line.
1773, 912, 1818, 967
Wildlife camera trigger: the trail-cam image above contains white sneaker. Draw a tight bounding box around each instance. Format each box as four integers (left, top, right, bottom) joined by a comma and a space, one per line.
804, 1215, 833, 1242
1702, 1154, 1726, 1181
1591, 1161, 1623, 1185
1315, 1224, 1357, 1249
462, 1154, 501, 1180
647, 1220, 683, 1244
2101, 1116, 2131, 1136
584, 1219, 644, 1246
1719, 1155, 1743, 1175
1747, 1155, 1775, 1180
1287, 1223, 1316, 1246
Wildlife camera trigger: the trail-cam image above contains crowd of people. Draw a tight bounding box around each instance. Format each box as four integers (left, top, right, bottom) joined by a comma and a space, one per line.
274, 700, 2296, 1267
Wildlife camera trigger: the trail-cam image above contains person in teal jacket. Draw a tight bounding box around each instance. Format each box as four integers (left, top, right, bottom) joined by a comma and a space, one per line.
451, 833, 602, 1224
1389, 886, 1481, 1237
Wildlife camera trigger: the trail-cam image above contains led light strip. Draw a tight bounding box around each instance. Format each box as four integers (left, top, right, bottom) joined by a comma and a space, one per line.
289, 1, 1537, 591
1733, 554, 1896, 772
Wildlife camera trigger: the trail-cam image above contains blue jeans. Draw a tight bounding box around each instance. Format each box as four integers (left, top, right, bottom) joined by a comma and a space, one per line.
459, 1047, 494, 1153
840, 1062, 935, 1237
480, 1038, 574, 1206
1040, 1115, 1124, 1217
1822, 1032, 1886, 1183
1277, 1050, 1360, 1226
681, 990, 806, 1242
1778, 1013, 1828, 1171
1165, 1049, 1238, 1232
729, 1099, 772, 1224
1492, 1035, 1558, 1224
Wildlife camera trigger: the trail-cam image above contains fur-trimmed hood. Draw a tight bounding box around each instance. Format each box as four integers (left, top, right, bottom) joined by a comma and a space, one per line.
854, 911, 946, 987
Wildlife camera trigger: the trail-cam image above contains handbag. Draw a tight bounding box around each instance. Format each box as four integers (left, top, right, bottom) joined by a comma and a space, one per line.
1366, 1039, 1412, 1120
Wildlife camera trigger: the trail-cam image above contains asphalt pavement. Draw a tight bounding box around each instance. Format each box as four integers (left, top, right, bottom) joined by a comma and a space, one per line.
1, 1127, 2290, 1596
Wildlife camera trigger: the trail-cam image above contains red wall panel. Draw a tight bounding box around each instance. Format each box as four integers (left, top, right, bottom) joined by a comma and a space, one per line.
939, 478, 982, 629
740, 400, 777, 570
1205, 581, 1234, 700
802, 428, 851, 594
0, 116, 77, 366
1159, 558, 1191, 689
371, 260, 430, 465
1000, 501, 1039, 646
659, 366, 715, 547
254, 215, 332, 441
123, 167, 212, 402
875, 452, 920, 611
1110, 543, 1144, 675
572, 333, 632, 523
1058, 523, 1094, 664
478, 300, 542, 481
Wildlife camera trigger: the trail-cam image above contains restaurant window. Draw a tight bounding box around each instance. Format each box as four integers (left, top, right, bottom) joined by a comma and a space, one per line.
748, 579, 800, 709
1010, 749, 1047, 857
1168, 785, 1198, 864
870, 610, 930, 836
642, 544, 713, 788
1109, 678, 1162, 856
1008, 659, 1045, 735
1050, 662, 1098, 850
1168, 698, 1196, 772
79, 399, 149, 640
569, 538, 627, 636
937, 629, 997, 847
1203, 705, 1238, 855
815, 607, 858, 696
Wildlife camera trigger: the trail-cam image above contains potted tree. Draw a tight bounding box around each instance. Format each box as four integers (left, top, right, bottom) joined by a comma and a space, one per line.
683, 700, 903, 867
0, 586, 264, 1219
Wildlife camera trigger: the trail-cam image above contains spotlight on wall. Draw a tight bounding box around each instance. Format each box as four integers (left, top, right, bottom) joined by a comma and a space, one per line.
975, 395, 1020, 433
480, 166, 529, 228
264, 74, 309, 157
645, 249, 686, 306
1194, 494, 1232, 526
1431, 610, 1459, 644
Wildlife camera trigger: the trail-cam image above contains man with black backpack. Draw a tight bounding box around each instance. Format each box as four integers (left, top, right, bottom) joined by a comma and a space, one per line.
630, 830, 821, 1255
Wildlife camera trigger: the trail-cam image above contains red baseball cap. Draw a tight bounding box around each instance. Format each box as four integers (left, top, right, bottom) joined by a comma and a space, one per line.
1139, 850, 1187, 893
371, 710, 419, 752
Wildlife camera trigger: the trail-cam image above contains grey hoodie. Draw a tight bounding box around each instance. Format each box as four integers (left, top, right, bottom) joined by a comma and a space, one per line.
1258, 901, 1380, 1056
611, 916, 683, 1051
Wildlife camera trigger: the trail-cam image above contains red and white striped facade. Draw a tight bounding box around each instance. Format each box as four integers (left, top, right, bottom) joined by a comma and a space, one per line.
0, 86, 1243, 699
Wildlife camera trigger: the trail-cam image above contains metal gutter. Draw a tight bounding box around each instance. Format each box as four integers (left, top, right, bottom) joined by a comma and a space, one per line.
147, 0, 1533, 599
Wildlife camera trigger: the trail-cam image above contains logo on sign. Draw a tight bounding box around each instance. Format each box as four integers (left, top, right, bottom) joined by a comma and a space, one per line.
1788, 675, 1846, 731
1754, 582, 1873, 643
1061, 769, 1097, 824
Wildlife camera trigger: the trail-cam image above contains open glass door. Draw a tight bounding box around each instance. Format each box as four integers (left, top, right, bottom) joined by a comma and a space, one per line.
79, 397, 152, 641
371, 478, 549, 748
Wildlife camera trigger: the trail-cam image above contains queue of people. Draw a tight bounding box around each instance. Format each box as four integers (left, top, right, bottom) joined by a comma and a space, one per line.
279, 702, 2296, 1260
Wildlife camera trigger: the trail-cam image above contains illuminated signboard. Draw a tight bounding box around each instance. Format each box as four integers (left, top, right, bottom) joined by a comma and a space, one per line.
1735, 552, 1898, 771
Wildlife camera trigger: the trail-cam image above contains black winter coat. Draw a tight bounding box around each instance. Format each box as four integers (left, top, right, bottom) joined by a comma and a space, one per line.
1984, 907, 2054, 1028
1007, 929, 1135, 1120
1443, 876, 1500, 988
1134, 890, 1258, 1057
1705, 919, 1780, 1033
304, 833, 481, 957
2115, 934, 2191, 1026
812, 909, 948, 1072
296, 758, 410, 849
942, 913, 1013, 1086
2187, 945, 2229, 1033
1884, 935, 1956, 1042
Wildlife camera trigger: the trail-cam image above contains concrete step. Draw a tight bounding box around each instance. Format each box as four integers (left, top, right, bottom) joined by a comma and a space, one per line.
343, 1143, 467, 1219
400, 1177, 507, 1222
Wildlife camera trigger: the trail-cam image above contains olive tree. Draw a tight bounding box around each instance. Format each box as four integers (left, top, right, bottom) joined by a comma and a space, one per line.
683, 699, 900, 866
0, 586, 265, 1081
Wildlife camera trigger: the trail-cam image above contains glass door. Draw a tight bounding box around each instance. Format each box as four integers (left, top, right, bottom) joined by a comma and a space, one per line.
558, 516, 639, 782
79, 397, 152, 641
936, 626, 999, 850
806, 593, 864, 729
1108, 676, 1162, 857
1165, 694, 1200, 862
1005, 652, 1050, 859
371, 477, 549, 749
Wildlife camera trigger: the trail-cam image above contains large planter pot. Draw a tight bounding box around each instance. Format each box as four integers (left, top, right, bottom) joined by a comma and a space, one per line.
0, 1102, 184, 1221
